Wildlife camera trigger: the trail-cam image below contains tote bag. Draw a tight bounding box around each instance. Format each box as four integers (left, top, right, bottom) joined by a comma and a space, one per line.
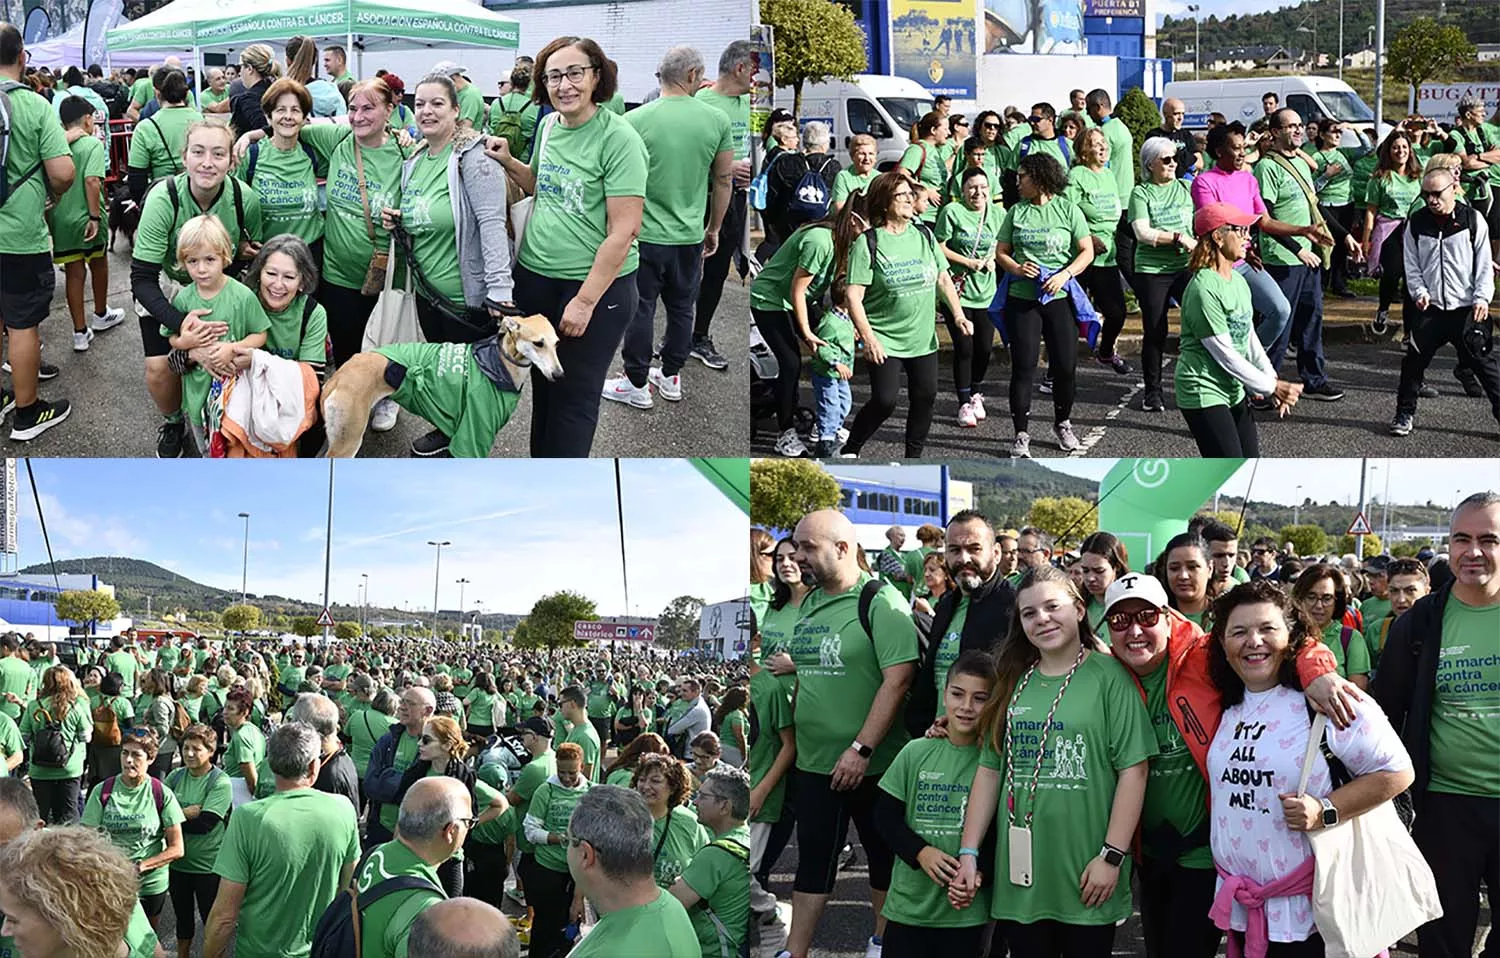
361, 237, 424, 351
1297, 713, 1442, 958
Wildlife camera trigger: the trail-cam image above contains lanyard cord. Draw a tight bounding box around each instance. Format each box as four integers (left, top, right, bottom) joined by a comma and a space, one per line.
1004, 645, 1087, 830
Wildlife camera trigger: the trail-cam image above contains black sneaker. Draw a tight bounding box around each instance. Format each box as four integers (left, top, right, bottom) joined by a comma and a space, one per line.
1418, 382, 1440, 399
411, 428, 451, 457
10, 398, 70, 441
156, 418, 185, 458
0, 390, 14, 419
1456, 365, 1484, 398
1, 361, 61, 381
1142, 389, 1165, 412
689, 336, 729, 371
1390, 411, 1414, 436
1249, 395, 1277, 412
1039, 373, 1053, 395
1302, 382, 1345, 402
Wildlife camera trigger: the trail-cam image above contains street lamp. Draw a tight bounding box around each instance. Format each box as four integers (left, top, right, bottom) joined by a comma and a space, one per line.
1186, 4, 1201, 78
360, 573, 369, 638
237, 512, 250, 604
1296, 19, 1317, 72
456, 578, 470, 636
428, 541, 450, 640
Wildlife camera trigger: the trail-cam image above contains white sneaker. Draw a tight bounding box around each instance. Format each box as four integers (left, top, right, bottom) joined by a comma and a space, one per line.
957, 401, 978, 427
91, 307, 126, 331
970, 392, 987, 421
72, 328, 95, 352
1055, 419, 1081, 452
369, 397, 398, 432
648, 368, 682, 401
773, 428, 807, 458
1011, 431, 1032, 458
865, 936, 884, 958
602, 376, 653, 409
837, 426, 850, 445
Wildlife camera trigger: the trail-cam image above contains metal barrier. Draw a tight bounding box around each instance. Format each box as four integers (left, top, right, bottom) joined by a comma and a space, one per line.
107, 119, 135, 187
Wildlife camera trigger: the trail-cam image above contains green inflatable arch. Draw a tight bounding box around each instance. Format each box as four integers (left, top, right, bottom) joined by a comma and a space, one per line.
1097, 459, 1246, 571
691, 458, 749, 516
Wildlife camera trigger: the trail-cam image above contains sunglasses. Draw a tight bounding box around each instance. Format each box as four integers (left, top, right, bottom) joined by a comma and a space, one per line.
1107, 608, 1162, 631
420, 734, 438, 745
1026, 116, 1043, 125
1421, 186, 1452, 199
982, 122, 1000, 129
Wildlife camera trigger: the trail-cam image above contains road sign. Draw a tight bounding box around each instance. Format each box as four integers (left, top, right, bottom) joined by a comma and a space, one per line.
573, 620, 655, 643
1347, 512, 1373, 536
317, 608, 335, 628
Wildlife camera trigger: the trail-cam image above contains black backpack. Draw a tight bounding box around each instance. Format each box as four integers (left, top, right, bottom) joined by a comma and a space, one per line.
29, 705, 70, 768
309, 875, 442, 958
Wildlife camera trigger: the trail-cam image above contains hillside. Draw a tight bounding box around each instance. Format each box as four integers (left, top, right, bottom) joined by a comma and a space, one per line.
1159, 0, 1499, 59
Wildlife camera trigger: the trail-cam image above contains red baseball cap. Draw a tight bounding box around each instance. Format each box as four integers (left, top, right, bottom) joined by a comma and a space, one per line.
1193, 202, 1260, 238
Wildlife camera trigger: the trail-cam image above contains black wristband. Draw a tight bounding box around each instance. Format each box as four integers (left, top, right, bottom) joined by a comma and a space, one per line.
88, 215, 101, 221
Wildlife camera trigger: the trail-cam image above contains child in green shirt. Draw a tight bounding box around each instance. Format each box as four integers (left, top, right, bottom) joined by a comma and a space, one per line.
50, 97, 126, 352
810, 279, 856, 458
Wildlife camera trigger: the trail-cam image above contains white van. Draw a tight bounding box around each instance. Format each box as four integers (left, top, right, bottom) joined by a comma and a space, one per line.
1164, 76, 1388, 148
784, 74, 935, 170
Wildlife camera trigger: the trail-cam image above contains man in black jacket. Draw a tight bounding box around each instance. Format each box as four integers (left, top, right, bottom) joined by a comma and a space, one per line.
290, 692, 360, 812
908, 509, 1016, 737
1374, 491, 1499, 958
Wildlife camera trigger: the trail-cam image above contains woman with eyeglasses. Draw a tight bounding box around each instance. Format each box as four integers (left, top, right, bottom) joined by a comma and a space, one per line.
1128, 137, 1198, 413
1290, 564, 1372, 690
398, 714, 509, 895
1102, 572, 1350, 958
488, 36, 649, 457
995, 152, 1093, 458
81, 727, 186, 937
1175, 204, 1303, 456
839, 171, 968, 459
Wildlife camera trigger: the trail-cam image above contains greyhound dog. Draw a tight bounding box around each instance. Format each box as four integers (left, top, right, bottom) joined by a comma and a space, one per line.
321, 313, 563, 458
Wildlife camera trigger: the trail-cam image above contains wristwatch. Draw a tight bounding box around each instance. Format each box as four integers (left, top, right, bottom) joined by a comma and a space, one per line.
850, 740, 873, 759
1099, 843, 1126, 867
1319, 797, 1339, 828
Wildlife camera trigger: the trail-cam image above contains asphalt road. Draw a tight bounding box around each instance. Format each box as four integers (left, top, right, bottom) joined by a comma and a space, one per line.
751, 339, 1500, 460
9, 246, 749, 458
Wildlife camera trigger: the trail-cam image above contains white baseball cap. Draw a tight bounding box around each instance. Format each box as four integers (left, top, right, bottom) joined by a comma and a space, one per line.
1103, 573, 1171, 616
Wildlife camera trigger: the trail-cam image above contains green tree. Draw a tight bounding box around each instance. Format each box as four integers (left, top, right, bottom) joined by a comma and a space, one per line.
334, 621, 361, 641
1390, 538, 1432, 558
1026, 496, 1097, 549
52, 590, 121, 631
1387, 18, 1477, 94
221, 604, 262, 633
520, 591, 597, 653
1336, 533, 1383, 556
290, 615, 319, 638
369, 626, 390, 640
762, 0, 868, 116
1243, 523, 1277, 546
1114, 88, 1162, 184
656, 596, 705, 651
1279, 524, 1328, 556
751, 459, 843, 532
1199, 510, 1246, 537
512, 619, 533, 649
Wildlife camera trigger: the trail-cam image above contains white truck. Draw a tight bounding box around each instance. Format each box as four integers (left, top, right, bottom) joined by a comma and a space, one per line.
1163, 76, 1390, 148
785, 74, 934, 170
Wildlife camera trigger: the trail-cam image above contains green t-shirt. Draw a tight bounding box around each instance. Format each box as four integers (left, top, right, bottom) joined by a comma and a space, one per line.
1448, 125, 1500, 195
1137, 660, 1211, 868
225, 721, 268, 778
977, 652, 1157, 925
812, 307, 856, 377
456, 83, 486, 128
0, 83, 70, 255
878, 736, 990, 927
748, 581, 774, 624
1000, 124, 1027, 171
790, 573, 919, 776
1346, 148, 1378, 212
569, 888, 700, 958
20, 696, 91, 780
719, 710, 747, 752
997, 196, 1089, 301
625, 95, 733, 246
1310, 147, 1354, 207
128, 107, 203, 180
465, 687, 496, 725
652, 803, 710, 889
748, 224, 836, 313
488, 91, 540, 157
832, 167, 878, 206
348, 706, 389, 776
935, 202, 1000, 308
510, 748, 556, 853
81, 774, 187, 896
680, 824, 751, 958
104, 650, 140, 697
900, 142, 948, 224
1358, 596, 1392, 665
303, 124, 403, 290
135, 173, 263, 285
165, 766, 235, 874
1063, 165, 1120, 268
1427, 593, 1500, 798
374, 340, 520, 458
1014, 135, 1068, 174
398, 143, 463, 307
845, 223, 944, 359
1099, 116, 1136, 202
124, 901, 161, 957
213, 788, 361, 958
1253, 154, 1316, 268
1175, 267, 1257, 411
693, 88, 750, 161
528, 778, 591, 872
49, 135, 108, 258
931, 597, 968, 703
355, 838, 445, 958
1128, 179, 1194, 274
1319, 620, 1371, 679
129, 76, 154, 107
262, 293, 328, 363
566, 720, 603, 782
586, 681, 616, 718
377, 732, 422, 833
236, 138, 324, 244
169, 278, 271, 428
519, 108, 649, 280
1365, 171, 1422, 219
201, 87, 230, 110
749, 669, 793, 823
0, 712, 21, 776
0, 657, 34, 722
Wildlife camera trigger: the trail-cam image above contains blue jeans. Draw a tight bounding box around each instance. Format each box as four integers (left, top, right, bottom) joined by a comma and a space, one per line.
1235, 260, 1293, 349
811, 373, 851, 441
1265, 264, 1329, 388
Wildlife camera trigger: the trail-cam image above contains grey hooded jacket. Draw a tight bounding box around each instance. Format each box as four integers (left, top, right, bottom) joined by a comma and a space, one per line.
400, 131, 514, 308
1402, 201, 1494, 311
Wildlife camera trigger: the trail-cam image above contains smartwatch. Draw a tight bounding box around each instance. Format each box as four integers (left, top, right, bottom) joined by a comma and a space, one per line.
1099, 843, 1126, 867
1319, 797, 1339, 828
850, 741, 873, 759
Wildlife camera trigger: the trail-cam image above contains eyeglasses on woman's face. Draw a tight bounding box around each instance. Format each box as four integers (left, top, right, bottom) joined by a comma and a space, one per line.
892, 190, 915, 201
543, 65, 598, 87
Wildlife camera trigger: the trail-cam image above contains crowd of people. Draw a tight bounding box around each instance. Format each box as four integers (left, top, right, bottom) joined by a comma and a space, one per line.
746, 490, 1497, 958
0, 631, 753, 956
751, 87, 1499, 459
0, 26, 758, 457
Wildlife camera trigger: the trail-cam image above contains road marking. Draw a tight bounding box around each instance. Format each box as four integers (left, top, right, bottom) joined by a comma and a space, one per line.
1071, 359, 1173, 457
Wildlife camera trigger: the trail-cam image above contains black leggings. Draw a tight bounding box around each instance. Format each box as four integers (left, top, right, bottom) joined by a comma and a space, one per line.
437, 855, 464, 897
1136, 856, 1222, 958
882, 920, 987, 957
416, 296, 493, 346
1131, 270, 1191, 393
140, 889, 168, 920
521, 857, 576, 958
792, 770, 894, 895
1229, 932, 1326, 956
1379, 221, 1406, 312
1000, 918, 1116, 958
168, 869, 219, 943
1007, 294, 1078, 434
1079, 263, 1127, 357
465, 839, 510, 910
1181, 399, 1260, 456
751, 306, 802, 431
1322, 204, 1358, 292
31, 776, 81, 825
315, 281, 379, 369
941, 303, 996, 403
843, 351, 939, 458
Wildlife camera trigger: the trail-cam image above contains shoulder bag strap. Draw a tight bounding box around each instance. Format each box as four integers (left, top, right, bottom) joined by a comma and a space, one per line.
653, 811, 673, 861
1296, 712, 1327, 796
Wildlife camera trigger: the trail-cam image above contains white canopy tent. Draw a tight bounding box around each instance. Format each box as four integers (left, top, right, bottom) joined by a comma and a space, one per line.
24, 23, 160, 70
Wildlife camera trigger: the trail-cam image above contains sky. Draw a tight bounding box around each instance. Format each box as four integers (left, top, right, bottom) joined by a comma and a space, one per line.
12, 459, 746, 618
